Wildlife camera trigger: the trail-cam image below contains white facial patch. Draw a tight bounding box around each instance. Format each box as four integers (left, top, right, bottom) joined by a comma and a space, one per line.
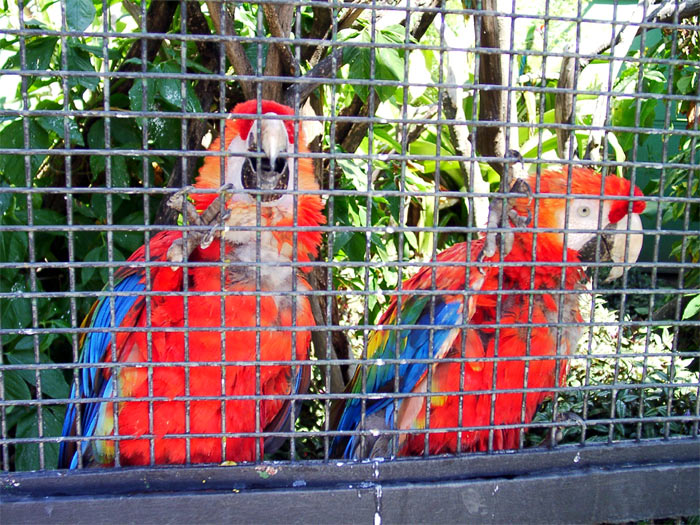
223, 115, 297, 209
561, 198, 605, 251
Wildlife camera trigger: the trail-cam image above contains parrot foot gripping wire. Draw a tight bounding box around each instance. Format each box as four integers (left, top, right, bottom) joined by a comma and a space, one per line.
548, 411, 586, 445
165, 184, 233, 265
479, 151, 533, 261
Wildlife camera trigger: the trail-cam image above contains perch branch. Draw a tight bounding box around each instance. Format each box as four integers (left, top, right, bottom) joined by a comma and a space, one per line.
284, 49, 344, 106
154, 2, 225, 225
441, 25, 489, 228
472, 0, 509, 175
584, 0, 648, 162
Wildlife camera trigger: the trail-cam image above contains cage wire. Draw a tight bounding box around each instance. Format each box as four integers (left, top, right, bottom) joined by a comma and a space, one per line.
0, 0, 698, 503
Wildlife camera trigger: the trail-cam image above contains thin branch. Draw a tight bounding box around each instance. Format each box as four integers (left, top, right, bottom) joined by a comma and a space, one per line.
284, 49, 343, 107
206, 0, 255, 100
556, 0, 700, 158
443, 85, 489, 229
109, 0, 179, 98
262, 3, 299, 76
308, 270, 348, 394
652, 0, 700, 22
335, 2, 440, 153
262, 2, 295, 101
154, 2, 226, 226
584, 0, 649, 162
555, 50, 577, 159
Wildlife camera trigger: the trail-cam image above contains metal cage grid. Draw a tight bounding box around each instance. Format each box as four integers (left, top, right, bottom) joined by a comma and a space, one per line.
1, 0, 699, 522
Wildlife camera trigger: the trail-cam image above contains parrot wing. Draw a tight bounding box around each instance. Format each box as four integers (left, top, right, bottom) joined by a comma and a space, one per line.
59, 231, 182, 468
332, 244, 487, 457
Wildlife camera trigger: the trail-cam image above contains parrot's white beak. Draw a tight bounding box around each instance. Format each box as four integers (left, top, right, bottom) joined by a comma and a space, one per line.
604, 212, 644, 282
260, 115, 289, 166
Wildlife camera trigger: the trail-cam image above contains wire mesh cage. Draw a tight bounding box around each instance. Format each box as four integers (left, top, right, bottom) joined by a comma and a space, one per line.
1, 0, 699, 522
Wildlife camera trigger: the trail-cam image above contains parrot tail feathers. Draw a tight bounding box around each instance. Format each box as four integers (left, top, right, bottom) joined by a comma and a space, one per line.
345, 410, 399, 460
261, 363, 311, 456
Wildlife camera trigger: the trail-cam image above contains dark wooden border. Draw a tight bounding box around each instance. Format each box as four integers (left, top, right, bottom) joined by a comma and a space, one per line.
2, 439, 699, 523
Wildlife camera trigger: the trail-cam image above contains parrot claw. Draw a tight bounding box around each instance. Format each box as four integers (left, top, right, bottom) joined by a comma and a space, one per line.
507, 208, 531, 229
548, 411, 586, 445
199, 230, 216, 250
168, 186, 202, 226
479, 161, 532, 261
165, 184, 234, 262
199, 183, 233, 227
166, 238, 186, 266
167, 183, 234, 259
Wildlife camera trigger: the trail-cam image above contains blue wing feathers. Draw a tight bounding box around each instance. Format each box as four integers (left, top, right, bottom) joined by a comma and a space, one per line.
334, 297, 463, 456
59, 273, 145, 468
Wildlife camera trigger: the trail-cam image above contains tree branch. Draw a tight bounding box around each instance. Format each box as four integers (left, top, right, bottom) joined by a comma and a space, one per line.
334, 2, 440, 153
262, 3, 299, 76
206, 0, 255, 100
262, 2, 295, 101
555, 50, 577, 159
443, 76, 489, 229
584, 0, 648, 162
284, 49, 343, 106
555, 0, 700, 158
472, 0, 508, 175
153, 1, 225, 226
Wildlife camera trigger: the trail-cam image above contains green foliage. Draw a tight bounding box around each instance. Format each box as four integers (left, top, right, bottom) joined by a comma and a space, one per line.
529, 298, 699, 446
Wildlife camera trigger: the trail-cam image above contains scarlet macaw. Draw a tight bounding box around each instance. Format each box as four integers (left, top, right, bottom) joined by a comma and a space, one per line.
332, 167, 645, 458
59, 100, 325, 467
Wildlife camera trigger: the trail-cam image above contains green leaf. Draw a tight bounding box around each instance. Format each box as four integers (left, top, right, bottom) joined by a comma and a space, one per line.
676, 74, 695, 95
113, 211, 145, 253
36, 116, 85, 146
2, 37, 58, 71
129, 78, 156, 112
0, 186, 12, 218
156, 63, 203, 113
15, 405, 65, 471
69, 41, 122, 61
150, 117, 182, 150
0, 120, 49, 185
2, 370, 31, 400
6, 351, 70, 399
682, 295, 700, 320
340, 25, 406, 102
80, 244, 105, 285
338, 158, 368, 191
66, 0, 96, 31
2, 281, 32, 330
244, 42, 268, 72
108, 155, 129, 188
66, 41, 99, 90
0, 231, 29, 263
87, 120, 131, 188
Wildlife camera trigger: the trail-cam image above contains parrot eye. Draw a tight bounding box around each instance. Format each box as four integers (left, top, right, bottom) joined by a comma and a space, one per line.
577, 205, 591, 218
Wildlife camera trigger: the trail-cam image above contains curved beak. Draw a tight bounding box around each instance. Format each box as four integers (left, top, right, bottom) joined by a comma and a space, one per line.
578, 213, 644, 281
242, 117, 291, 201
604, 212, 643, 281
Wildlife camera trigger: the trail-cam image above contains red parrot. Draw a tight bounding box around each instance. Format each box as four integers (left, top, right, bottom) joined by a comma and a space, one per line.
59, 100, 325, 467
331, 167, 645, 458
